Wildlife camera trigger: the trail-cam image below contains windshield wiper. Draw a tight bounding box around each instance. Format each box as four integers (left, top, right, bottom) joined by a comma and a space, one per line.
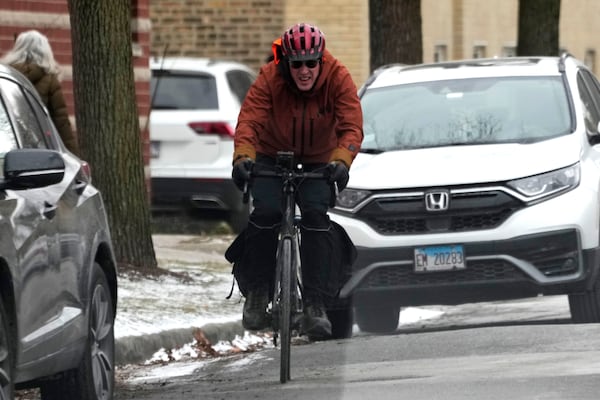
425, 140, 498, 148
152, 105, 180, 110
360, 148, 385, 154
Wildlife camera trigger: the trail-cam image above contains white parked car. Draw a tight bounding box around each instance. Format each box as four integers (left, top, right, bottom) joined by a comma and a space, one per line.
149, 57, 256, 232
331, 54, 600, 333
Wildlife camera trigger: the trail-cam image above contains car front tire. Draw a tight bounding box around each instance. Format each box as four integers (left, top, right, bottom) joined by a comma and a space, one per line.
568, 275, 600, 323
40, 262, 115, 400
0, 300, 14, 400
355, 304, 400, 334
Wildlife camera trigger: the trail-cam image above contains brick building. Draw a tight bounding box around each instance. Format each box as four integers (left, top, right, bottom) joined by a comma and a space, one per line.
0, 0, 152, 163
422, 0, 600, 74
149, 0, 369, 85
2, 0, 600, 172
150, 0, 600, 86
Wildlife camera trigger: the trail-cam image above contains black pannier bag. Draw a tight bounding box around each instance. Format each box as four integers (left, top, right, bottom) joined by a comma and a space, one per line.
224, 220, 356, 299
325, 220, 357, 297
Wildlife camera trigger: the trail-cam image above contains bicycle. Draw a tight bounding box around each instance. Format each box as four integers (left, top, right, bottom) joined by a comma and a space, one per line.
242, 151, 334, 383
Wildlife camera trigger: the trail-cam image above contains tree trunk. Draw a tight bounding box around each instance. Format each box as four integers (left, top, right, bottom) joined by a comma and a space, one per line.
68, 0, 157, 269
369, 0, 422, 73
517, 0, 561, 56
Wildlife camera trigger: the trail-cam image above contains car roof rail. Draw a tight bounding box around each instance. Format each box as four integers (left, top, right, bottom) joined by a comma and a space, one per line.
372, 63, 408, 74
358, 63, 409, 97
558, 51, 573, 73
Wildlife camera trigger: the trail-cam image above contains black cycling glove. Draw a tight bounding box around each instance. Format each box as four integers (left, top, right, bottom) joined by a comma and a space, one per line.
328, 161, 349, 192
232, 158, 254, 191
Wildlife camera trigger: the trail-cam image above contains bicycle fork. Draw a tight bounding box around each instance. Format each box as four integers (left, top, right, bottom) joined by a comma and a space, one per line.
272, 231, 303, 346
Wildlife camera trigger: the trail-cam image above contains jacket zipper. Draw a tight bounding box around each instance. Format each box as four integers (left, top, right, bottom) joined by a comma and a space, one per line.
309, 118, 314, 147
292, 116, 297, 147
300, 99, 307, 159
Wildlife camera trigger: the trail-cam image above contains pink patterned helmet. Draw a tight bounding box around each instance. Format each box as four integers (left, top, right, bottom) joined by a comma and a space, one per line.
281, 23, 325, 61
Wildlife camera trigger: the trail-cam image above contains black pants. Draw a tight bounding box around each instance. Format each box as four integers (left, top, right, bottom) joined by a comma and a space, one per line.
243, 154, 334, 296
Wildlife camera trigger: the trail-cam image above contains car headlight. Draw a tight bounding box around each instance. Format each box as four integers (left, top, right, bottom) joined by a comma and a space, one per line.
507, 164, 580, 201
335, 189, 372, 209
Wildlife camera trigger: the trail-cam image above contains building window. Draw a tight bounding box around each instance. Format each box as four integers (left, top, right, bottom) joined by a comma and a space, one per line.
502, 46, 516, 57
585, 49, 596, 73
473, 45, 486, 59
434, 45, 447, 62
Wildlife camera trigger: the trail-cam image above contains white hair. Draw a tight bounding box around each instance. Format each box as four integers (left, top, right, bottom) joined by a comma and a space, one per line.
1, 30, 60, 75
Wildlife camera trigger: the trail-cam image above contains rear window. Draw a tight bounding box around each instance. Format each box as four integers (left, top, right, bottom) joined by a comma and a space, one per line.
151, 72, 218, 110
226, 70, 255, 104
361, 76, 572, 151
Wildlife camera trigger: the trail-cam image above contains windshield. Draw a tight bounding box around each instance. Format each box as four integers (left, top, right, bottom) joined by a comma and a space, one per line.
361, 76, 572, 151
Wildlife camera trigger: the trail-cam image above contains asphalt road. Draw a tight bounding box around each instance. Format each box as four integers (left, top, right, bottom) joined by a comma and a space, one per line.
114, 295, 600, 400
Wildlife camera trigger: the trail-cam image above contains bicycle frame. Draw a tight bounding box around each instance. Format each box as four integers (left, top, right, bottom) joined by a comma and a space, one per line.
273, 165, 300, 383
245, 151, 329, 383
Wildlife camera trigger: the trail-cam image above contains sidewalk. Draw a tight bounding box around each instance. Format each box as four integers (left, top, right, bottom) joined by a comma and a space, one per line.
115, 234, 245, 365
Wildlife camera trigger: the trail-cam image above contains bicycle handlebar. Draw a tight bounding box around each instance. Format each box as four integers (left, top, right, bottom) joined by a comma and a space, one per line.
250, 168, 329, 180
241, 165, 337, 204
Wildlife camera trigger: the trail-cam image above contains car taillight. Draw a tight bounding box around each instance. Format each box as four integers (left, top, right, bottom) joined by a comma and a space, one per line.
188, 122, 235, 138
81, 161, 92, 183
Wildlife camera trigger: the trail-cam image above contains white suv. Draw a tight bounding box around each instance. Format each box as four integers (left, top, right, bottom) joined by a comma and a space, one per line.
149, 57, 256, 232
331, 54, 600, 333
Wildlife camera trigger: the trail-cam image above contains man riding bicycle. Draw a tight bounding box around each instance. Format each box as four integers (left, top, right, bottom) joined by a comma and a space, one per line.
231, 23, 363, 339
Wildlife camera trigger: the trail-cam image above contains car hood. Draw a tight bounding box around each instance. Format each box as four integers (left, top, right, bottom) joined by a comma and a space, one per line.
348, 134, 581, 189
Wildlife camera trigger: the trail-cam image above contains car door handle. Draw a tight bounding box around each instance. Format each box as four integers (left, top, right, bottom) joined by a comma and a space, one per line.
73, 179, 87, 195
43, 201, 57, 219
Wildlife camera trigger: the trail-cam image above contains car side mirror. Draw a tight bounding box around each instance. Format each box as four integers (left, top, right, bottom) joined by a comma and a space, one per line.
1, 149, 65, 190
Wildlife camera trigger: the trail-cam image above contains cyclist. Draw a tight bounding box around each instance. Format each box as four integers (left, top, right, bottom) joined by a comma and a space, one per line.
231, 22, 363, 339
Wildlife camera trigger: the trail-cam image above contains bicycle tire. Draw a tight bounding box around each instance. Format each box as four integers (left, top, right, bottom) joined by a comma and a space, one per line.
279, 237, 293, 383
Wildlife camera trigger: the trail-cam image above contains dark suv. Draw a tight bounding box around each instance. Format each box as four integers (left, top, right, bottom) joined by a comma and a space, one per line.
0, 64, 117, 398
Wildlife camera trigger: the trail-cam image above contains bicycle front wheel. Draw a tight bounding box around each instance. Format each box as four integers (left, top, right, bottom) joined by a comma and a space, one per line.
278, 237, 293, 383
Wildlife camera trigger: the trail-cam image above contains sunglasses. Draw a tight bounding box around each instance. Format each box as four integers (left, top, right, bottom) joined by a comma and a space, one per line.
290, 59, 321, 69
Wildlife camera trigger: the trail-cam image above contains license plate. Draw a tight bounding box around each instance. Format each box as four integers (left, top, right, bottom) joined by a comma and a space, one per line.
414, 245, 465, 272
150, 141, 160, 158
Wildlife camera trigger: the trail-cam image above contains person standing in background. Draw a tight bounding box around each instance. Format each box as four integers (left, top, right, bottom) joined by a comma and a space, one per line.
1, 30, 80, 156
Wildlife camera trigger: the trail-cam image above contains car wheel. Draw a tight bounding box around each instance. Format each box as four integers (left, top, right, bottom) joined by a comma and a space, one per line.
40, 262, 114, 400
0, 301, 14, 399
355, 304, 400, 334
567, 276, 600, 323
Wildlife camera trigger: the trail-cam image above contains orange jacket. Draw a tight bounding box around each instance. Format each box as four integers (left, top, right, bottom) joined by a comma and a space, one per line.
233, 40, 363, 167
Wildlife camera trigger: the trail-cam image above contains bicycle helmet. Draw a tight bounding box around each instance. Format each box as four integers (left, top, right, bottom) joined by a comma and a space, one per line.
281, 23, 325, 62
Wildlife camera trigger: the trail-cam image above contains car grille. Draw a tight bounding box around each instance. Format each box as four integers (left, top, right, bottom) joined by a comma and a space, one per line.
356, 190, 524, 235
362, 260, 526, 288
357, 229, 580, 289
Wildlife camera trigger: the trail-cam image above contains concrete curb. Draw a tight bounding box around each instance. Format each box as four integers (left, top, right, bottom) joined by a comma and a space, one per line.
115, 320, 245, 365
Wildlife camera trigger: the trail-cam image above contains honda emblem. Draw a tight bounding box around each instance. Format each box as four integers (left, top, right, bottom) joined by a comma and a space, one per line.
425, 191, 450, 212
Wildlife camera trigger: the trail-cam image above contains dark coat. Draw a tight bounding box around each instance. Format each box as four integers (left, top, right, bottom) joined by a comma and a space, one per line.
11, 62, 80, 156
